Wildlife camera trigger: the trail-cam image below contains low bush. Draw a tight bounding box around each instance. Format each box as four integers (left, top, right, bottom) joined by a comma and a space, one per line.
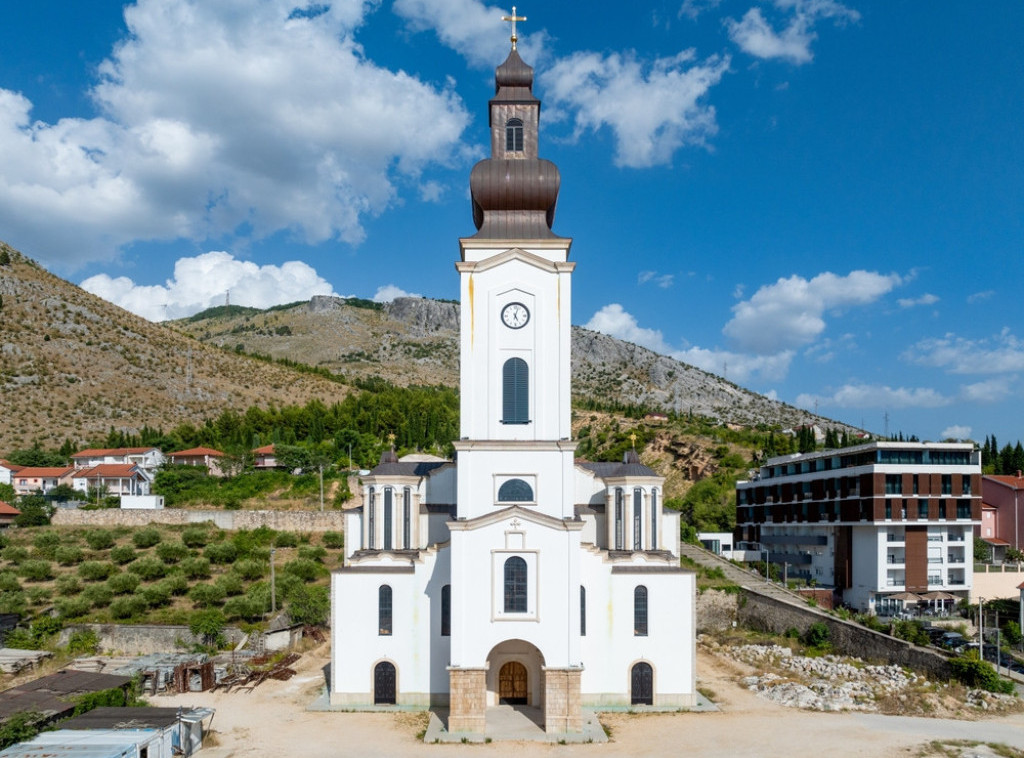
189, 609, 227, 647
181, 557, 211, 580
0, 591, 27, 616
55, 574, 82, 596
137, 584, 172, 608
81, 584, 113, 609
109, 596, 146, 620
56, 597, 92, 620
2, 546, 29, 565
19, 560, 53, 582
322, 531, 344, 550
282, 558, 322, 582
181, 527, 211, 549
274, 532, 299, 548
55, 546, 85, 566
204, 542, 238, 565
233, 559, 265, 580
67, 628, 99, 655
155, 542, 188, 564
223, 595, 265, 622
84, 530, 115, 551
25, 587, 51, 605
297, 545, 327, 563
32, 532, 61, 559
157, 574, 189, 596
107, 573, 140, 595
803, 622, 831, 650
132, 528, 162, 549
127, 557, 166, 581
110, 545, 137, 565
950, 652, 1015, 694
0, 572, 21, 592
78, 561, 117, 582
189, 583, 226, 608
215, 573, 244, 597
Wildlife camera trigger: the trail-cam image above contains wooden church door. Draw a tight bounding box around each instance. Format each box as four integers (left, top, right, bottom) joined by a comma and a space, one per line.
498, 661, 528, 704
374, 661, 396, 704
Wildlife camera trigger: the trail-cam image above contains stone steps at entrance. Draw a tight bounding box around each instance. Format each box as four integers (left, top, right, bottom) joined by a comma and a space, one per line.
424, 706, 608, 743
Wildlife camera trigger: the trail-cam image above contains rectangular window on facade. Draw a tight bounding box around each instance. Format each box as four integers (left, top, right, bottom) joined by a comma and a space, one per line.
885, 475, 902, 495
634, 586, 648, 636
918, 500, 929, 519
633, 489, 642, 551
383, 487, 393, 550
961, 476, 971, 495
580, 586, 586, 637
441, 584, 451, 637
956, 500, 971, 519
941, 475, 952, 495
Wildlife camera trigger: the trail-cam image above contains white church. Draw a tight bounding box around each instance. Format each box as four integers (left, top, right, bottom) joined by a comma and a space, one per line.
330, 24, 696, 735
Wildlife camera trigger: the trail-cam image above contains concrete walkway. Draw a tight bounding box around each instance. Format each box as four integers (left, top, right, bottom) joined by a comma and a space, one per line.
679, 542, 811, 607
423, 705, 608, 743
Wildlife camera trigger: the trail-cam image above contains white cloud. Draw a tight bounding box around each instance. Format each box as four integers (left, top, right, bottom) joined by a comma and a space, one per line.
960, 377, 1015, 403
726, 0, 859, 65
967, 290, 995, 304
373, 284, 423, 303
638, 271, 674, 288
0, 0, 471, 269
584, 303, 792, 383
585, 304, 673, 354
724, 270, 901, 354
541, 49, 730, 168
679, 0, 723, 20
392, 0, 549, 69
897, 293, 939, 308
80, 250, 338, 321
796, 384, 951, 410
903, 328, 1024, 374
940, 425, 972, 441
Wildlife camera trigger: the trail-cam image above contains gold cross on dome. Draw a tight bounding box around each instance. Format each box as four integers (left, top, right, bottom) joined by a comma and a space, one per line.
502, 6, 526, 50
387, 432, 396, 446
629, 432, 637, 447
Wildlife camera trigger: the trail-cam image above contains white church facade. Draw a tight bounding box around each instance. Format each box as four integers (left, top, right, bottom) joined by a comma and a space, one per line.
330, 31, 696, 734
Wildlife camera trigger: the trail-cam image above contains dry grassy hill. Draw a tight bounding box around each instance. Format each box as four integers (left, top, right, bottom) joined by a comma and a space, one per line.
0, 243, 350, 451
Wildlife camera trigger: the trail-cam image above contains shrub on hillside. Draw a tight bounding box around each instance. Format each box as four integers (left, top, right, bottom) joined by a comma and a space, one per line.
2, 546, 28, 565
137, 584, 172, 608
204, 542, 238, 565
189, 609, 227, 647
322, 531, 344, 550
127, 557, 166, 581
55, 546, 85, 566
282, 558, 322, 582
56, 597, 92, 620
67, 628, 99, 655
223, 595, 264, 622
106, 573, 140, 595
214, 573, 243, 597
84, 530, 115, 551
297, 545, 326, 563
233, 559, 265, 580
78, 561, 116, 582
181, 527, 210, 549
0, 572, 21, 592
181, 557, 211, 580
157, 574, 189, 596
32, 532, 61, 559
0, 591, 27, 616
274, 532, 299, 548
81, 585, 113, 609
110, 545, 137, 565
25, 587, 51, 606
155, 542, 188, 564
18, 560, 53, 582
55, 574, 82, 596
950, 652, 1015, 694
132, 528, 162, 549
189, 583, 226, 608
109, 596, 146, 620
286, 584, 329, 626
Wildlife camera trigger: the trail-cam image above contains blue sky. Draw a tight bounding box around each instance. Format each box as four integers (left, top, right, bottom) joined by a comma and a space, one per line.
1, 1, 1022, 445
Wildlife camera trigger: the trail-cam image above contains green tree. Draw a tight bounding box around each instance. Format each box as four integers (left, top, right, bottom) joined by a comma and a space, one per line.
14, 494, 54, 527
189, 609, 227, 647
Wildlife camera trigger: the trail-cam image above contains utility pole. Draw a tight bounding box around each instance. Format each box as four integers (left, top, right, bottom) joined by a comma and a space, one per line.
270, 548, 277, 615
319, 463, 324, 512
978, 597, 984, 654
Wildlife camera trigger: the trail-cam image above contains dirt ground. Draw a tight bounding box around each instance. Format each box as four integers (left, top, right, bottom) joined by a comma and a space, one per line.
157, 643, 1024, 758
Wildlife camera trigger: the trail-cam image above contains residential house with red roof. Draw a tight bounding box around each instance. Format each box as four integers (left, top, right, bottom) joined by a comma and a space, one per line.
0, 501, 20, 527
71, 464, 152, 498
253, 444, 279, 470
12, 467, 75, 496
169, 447, 226, 477
70, 447, 165, 476
0, 460, 23, 487
982, 472, 1024, 552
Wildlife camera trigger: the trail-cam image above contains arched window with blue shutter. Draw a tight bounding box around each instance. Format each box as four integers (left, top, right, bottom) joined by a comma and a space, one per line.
502, 358, 529, 425
503, 556, 528, 612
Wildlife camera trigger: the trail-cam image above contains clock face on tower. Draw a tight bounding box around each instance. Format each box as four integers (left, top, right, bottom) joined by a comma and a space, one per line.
501, 302, 530, 329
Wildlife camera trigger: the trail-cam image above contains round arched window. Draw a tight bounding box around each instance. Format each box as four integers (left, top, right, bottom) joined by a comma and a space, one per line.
498, 478, 534, 502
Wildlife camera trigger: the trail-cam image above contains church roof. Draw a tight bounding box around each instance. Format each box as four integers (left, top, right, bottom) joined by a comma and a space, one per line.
577, 451, 658, 479
490, 48, 539, 107
368, 459, 447, 478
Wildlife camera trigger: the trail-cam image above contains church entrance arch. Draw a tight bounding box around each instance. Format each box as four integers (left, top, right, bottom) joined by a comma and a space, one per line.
374, 661, 396, 704
486, 639, 545, 707
631, 662, 653, 705
498, 661, 528, 704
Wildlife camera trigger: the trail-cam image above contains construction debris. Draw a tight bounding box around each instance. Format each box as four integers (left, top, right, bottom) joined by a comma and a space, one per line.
213, 653, 301, 693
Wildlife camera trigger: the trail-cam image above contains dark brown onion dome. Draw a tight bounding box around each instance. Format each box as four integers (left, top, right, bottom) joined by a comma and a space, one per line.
495, 49, 535, 92
470, 158, 561, 238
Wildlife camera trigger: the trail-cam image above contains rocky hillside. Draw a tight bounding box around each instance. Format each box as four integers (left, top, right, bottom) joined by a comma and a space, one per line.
0, 239, 854, 455
174, 294, 845, 430
0, 244, 350, 451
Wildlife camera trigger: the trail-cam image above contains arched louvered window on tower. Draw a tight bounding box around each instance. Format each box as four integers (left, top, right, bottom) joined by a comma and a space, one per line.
367, 487, 376, 549
651, 488, 658, 549
403, 487, 412, 548
634, 585, 648, 636
614, 488, 624, 550
383, 487, 393, 550
379, 584, 393, 636
506, 118, 524, 152
503, 556, 528, 613
498, 478, 534, 503
502, 358, 529, 425
441, 584, 451, 637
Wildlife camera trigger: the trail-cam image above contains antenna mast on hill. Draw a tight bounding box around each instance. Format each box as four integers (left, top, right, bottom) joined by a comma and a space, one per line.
185, 348, 193, 395
225, 290, 230, 307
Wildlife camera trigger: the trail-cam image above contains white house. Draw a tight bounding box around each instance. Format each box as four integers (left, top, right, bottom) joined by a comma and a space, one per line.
331, 39, 696, 735
71, 464, 152, 497
0, 461, 22, 487
71, 447, 165, 476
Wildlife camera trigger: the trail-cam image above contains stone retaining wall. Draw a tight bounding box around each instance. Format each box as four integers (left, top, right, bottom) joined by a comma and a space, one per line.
58, 623, 247, 655
52, 508, 347, 533
737, 589, 953, 680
